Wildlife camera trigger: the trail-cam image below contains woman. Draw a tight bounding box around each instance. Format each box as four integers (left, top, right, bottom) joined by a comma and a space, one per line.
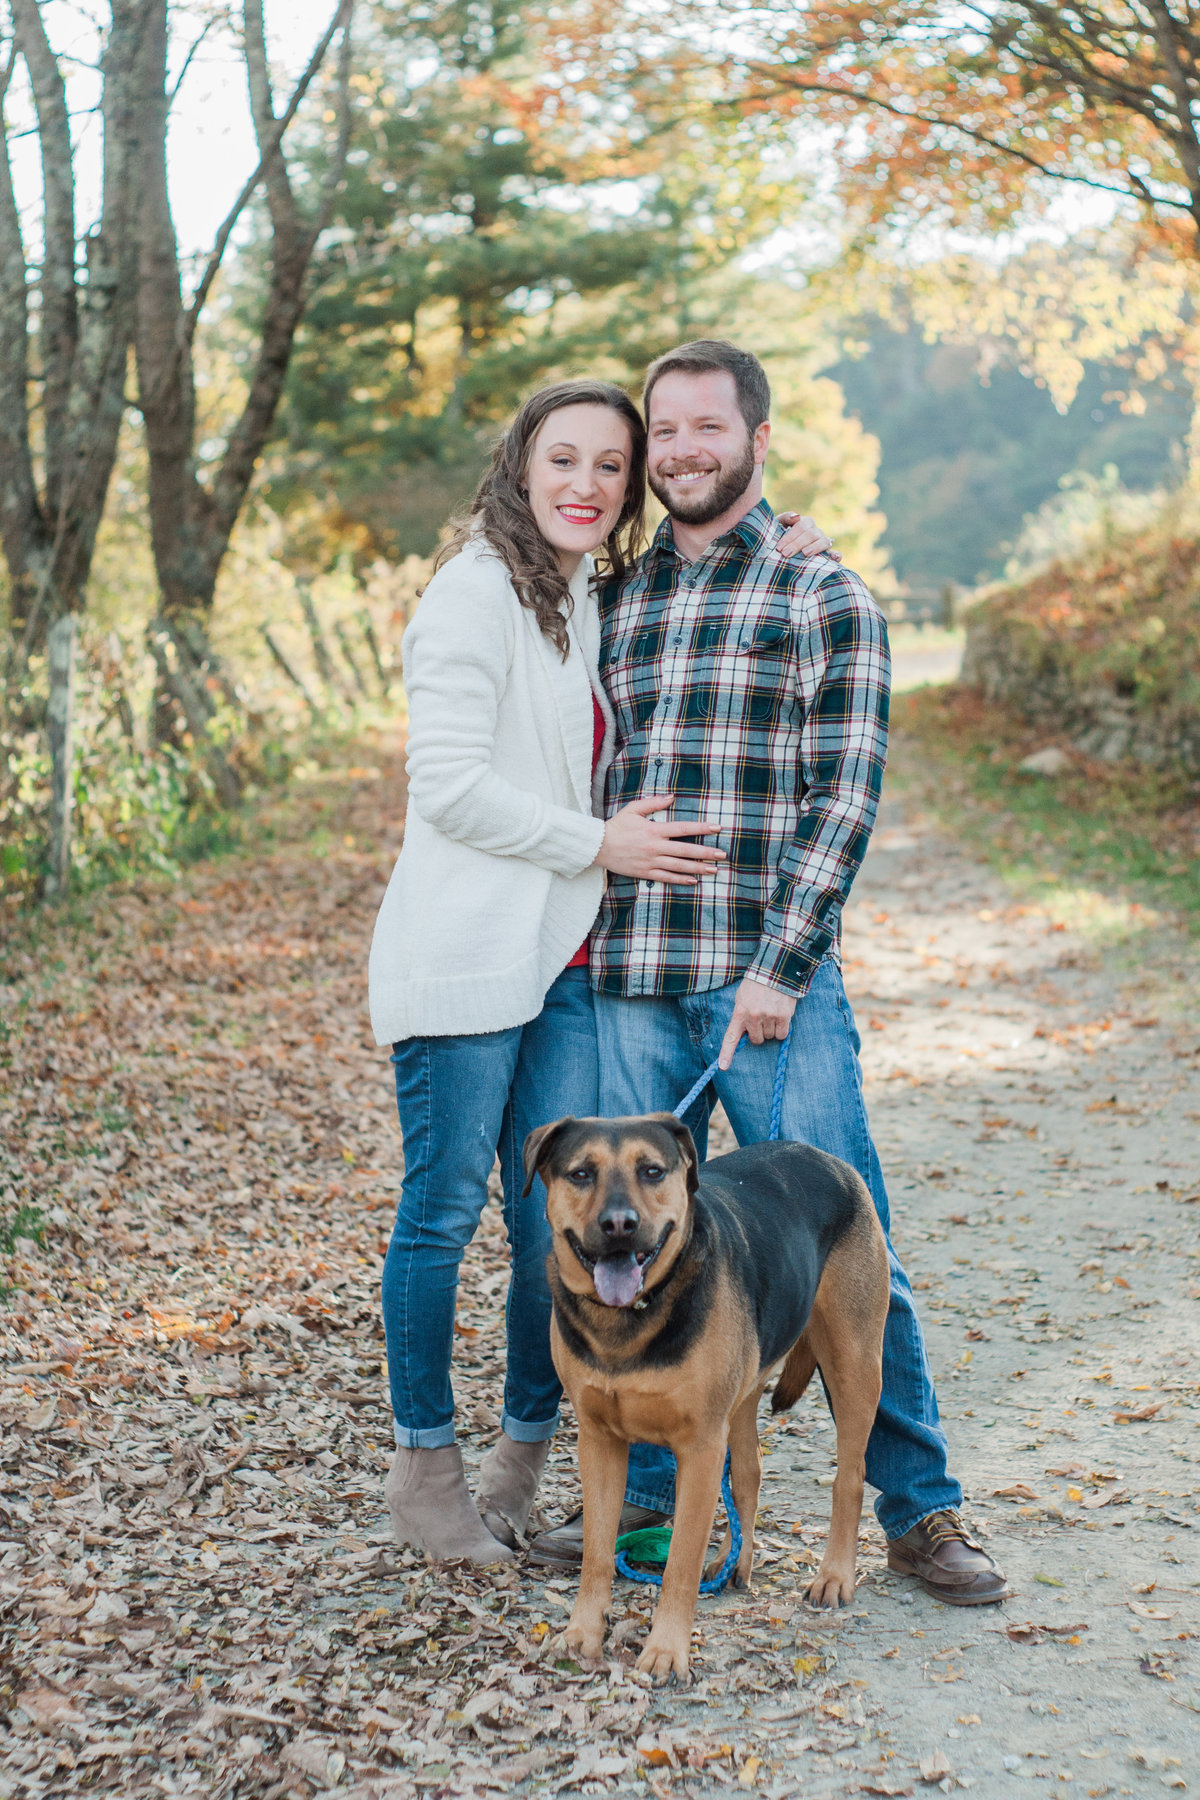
368, 379, 833, 1562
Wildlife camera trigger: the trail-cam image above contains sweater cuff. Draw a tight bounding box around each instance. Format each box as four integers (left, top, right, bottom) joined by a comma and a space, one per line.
537, 810, 606, 878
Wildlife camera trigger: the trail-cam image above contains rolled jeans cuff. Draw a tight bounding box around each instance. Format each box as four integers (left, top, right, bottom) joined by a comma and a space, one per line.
500, 1408, 560, 1444
623, 1483, 674, 1511
393, 1419, 457, 1450
883, 1494, 965, 1545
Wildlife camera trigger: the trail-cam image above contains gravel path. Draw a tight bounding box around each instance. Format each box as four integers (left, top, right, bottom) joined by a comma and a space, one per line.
663, 783, 1200, 1795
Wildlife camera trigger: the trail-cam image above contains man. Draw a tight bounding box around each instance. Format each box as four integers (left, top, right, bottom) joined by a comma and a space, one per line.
528, 339, 1008, 1606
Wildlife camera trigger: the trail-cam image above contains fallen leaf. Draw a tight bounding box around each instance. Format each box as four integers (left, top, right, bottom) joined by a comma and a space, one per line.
282, 1736, 339, 1781
1004, 1621, 1089, 1644
636, 1736, 676, 1769
1114, 1403, 1163, 1422
1129, 1601, 1176, 1621
919, 1748, 953, 1782
994, 1483, 1040, 1501
739, 1754, 762, 1788
17, 1687, 87, 1731
85, 1591, 131, 1626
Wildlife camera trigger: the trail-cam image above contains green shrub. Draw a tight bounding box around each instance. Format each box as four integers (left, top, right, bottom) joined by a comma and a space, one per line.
1, 643, 248, 906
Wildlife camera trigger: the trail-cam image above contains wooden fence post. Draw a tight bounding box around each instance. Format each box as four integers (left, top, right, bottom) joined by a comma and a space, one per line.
146, 623, 242, 809
356, 607, 389, 693
334, 620, 370, 698
43, 614, 78, 902
262, 628, 322, 719
298, 583, 338, 692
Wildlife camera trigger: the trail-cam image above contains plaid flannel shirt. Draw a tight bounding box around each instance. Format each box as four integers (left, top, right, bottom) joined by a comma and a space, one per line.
589, 500, 890, 1000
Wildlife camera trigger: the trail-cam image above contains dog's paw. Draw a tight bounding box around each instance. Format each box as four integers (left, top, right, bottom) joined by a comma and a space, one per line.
805, 1566, 855, 1609
560, 1619, 607, 1663
637, 1635, 691, 1685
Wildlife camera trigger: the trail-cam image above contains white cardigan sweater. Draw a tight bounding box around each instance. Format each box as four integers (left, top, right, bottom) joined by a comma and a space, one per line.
368, 538, 616, 1043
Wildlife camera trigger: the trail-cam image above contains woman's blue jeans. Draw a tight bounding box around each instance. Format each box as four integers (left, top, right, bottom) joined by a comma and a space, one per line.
383, 967, 597, 1448
594, 958, 962, 1542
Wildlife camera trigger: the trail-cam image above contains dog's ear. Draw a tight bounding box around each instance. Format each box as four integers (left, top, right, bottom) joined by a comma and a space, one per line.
522, 1118, 579, 1197
647, 1114, 699, 1197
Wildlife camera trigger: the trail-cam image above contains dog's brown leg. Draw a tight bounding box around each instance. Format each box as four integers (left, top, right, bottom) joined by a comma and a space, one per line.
638, 1438, 725, 1683
726, 1389, 764, 1589
802, 1218, 888, 1609
563, 1424, 628, 1663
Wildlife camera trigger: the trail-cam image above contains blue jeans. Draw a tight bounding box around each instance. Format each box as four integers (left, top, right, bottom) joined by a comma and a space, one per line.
594, 958, 961, 1540
383, 967, 597, 1448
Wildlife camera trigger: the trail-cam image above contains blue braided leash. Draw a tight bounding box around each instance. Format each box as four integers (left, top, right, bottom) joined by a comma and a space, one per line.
669, 1022, 792, 1141
615, 1023, 793, 1596
616, 1465, 744, 1595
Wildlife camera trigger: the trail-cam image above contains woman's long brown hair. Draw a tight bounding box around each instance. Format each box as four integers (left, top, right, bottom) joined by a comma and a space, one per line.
436, 380, 647, 658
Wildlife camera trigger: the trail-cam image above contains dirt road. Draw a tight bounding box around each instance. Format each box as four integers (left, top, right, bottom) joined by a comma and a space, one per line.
672, 786, 1200, 1793
2, 732, 1198, 1799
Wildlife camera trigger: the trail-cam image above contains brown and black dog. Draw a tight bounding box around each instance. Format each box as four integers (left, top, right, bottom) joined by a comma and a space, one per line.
523, 1114, 890, 1682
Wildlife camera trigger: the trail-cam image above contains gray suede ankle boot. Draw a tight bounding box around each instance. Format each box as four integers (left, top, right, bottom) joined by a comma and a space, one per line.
475, 1433, 551, 1549
385, 1444, 515, 1564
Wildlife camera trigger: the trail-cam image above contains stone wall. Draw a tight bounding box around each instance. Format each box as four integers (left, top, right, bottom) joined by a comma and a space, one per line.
960, 591, 1200, 779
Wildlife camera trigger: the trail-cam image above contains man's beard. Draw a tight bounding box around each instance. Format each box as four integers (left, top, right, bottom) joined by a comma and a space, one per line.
647, 432, 757, 525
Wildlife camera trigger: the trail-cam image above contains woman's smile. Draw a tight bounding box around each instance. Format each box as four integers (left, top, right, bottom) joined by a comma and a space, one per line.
525, 401, 633, 574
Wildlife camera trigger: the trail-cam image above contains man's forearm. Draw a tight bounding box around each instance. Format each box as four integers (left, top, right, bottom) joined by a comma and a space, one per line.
746, 780, 882, 996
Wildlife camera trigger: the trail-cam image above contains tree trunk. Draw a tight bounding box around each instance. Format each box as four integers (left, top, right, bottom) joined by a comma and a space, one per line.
133, 0, 354, 632
43, 614, 78, 902
0, 2, 139, 659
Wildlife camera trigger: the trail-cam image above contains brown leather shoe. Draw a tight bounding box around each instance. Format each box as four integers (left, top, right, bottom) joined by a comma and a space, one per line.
527, 1503, 672, 1569
887, 1510, 1010, 1606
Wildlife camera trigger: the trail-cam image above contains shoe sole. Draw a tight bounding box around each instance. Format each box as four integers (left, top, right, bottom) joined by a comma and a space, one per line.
888, 1558, 1011, 1606
526, 1541, 583, 1569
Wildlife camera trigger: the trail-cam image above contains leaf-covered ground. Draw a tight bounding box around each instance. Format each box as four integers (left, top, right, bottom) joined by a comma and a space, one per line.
2, 725, 1199, 1798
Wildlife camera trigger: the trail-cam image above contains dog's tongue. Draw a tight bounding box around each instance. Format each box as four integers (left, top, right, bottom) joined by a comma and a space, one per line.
594, 1253, 644, 1309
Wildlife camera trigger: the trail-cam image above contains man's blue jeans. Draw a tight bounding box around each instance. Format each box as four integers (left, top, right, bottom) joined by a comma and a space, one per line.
384, 967, 597, 1448
594, 958, 961, 1541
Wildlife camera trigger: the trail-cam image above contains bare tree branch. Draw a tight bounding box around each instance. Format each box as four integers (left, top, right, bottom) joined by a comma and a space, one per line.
243, 0, 299, 230
740, 61, 1197, 213
183, 0, 351, 340
167, 17, 215, 109
209, 2, 354, 544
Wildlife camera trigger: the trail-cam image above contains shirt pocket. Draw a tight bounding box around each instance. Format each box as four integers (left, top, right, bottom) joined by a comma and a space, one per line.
684, 620, 793, 723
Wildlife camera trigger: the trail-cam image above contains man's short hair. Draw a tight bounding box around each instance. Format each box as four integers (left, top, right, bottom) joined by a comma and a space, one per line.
642, 339, 771, 433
